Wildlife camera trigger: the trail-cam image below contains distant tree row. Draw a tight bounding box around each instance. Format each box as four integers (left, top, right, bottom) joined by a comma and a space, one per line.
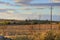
0, 20, 59, 25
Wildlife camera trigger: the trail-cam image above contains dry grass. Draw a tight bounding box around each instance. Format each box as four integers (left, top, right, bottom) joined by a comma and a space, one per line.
0, 24, 60, 39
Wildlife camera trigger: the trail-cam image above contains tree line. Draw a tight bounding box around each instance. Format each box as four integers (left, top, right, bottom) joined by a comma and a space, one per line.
0, 20, 59, 25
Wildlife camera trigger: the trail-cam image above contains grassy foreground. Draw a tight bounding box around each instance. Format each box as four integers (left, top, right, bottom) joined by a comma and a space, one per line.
11, 30, 60, 40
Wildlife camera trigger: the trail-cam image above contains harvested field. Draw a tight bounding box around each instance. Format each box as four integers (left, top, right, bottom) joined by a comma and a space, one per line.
0, 24, 60, 36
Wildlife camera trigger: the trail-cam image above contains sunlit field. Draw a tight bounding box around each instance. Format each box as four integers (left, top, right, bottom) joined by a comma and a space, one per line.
0, 0, 60, 40
0, 23, 60, 40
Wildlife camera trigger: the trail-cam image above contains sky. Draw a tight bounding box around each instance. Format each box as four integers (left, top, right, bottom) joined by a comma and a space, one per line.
0, 0, 60, 21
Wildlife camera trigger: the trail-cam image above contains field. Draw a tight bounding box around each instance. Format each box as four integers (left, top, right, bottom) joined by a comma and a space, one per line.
0, 19, 60, 40
0, 24, 60, 39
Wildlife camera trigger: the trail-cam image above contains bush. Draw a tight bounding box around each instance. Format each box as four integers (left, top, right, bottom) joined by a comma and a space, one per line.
55, 32, 60, 40
44, 31, 56, 40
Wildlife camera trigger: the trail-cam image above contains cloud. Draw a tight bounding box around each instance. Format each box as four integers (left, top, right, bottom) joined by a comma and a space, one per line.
0, 12, 24, 20
0, 11, 38, 20
52, 0, 60, 3
0, 0, 31, 6
0, 1, 13, 6
14, 0, 32, 3
12, 0, 32, 6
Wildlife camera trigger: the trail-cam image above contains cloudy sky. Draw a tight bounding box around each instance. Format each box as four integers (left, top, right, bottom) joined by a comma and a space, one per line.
0, 0, 60, 21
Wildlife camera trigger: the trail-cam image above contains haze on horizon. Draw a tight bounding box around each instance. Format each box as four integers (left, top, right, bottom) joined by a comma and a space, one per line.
0, 0, 60, 21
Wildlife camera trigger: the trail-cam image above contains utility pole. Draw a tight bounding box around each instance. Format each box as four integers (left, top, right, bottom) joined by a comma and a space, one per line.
39, 14, 41, 31
50, 6, 53, 30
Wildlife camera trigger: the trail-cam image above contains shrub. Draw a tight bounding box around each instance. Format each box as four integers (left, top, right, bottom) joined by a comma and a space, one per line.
44, 31, 56, 40
55, 32, 60, 40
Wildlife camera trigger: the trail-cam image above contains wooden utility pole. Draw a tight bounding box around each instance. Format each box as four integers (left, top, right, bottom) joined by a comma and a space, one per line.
50, 6, 53, 30
39, 14, 41, 31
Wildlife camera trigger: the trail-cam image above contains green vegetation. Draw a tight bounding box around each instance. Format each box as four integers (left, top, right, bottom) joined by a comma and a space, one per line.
0, 21, 10, 25
0, 20, 59, 25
